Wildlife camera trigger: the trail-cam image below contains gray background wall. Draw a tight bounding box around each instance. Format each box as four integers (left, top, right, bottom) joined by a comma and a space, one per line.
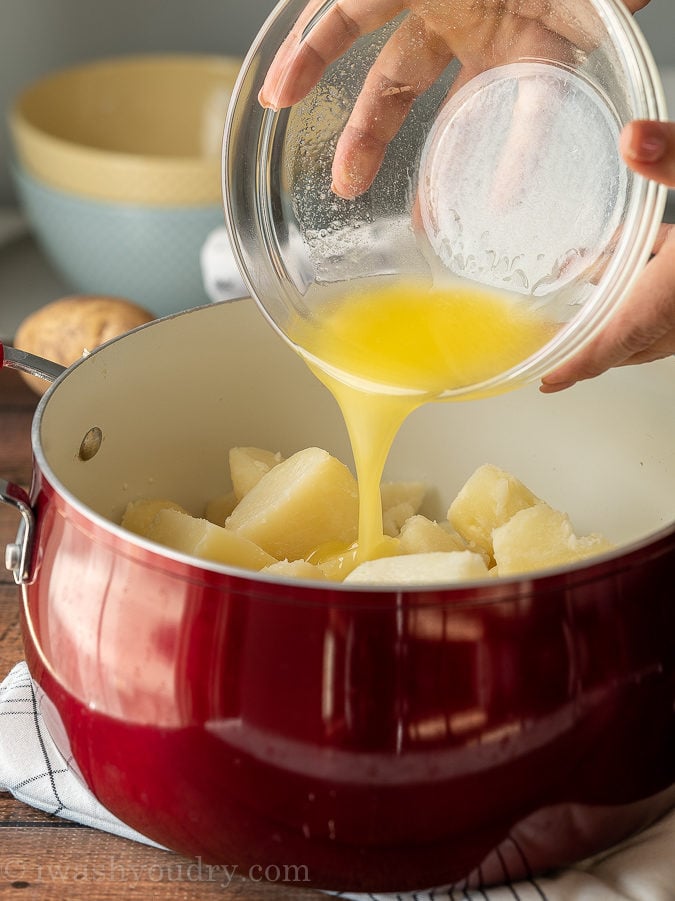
634, 0, 675, 67
1, 0, 673, 207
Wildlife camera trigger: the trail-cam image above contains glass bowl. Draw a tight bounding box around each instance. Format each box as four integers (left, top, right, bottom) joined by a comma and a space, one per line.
223, 0, 668, 400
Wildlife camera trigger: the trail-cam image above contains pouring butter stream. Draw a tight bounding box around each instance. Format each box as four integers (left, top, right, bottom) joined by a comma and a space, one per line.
291, 276, 558, 575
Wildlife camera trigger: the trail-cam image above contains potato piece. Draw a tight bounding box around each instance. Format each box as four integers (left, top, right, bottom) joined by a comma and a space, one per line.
147, 508, 276, 570
492, 503, 614, 576
448, 464, 540, 557
380, 481, 428, 537
229, 447, 284, 501
14, 295, 154, 395
226, 447, 359, 561
204, 491, 238, 526
262, 559, 327, 581
345, 551, 489, 585
121, 498, 188, 535
398, 515, 471, 555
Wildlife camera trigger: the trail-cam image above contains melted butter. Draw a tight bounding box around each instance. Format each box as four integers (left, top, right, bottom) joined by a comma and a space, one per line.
290, 278, 558, 567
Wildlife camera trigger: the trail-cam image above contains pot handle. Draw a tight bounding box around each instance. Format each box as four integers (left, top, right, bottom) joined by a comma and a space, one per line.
1, 342, 66, 383
0, 344, 62, 585
0, 479, 35, 585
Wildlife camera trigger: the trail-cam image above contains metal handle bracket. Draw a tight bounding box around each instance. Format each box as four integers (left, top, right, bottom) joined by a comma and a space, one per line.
0, 479, 35, 585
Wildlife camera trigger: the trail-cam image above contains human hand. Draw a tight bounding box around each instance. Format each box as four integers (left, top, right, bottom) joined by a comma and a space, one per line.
258, 1, 672, 387
259, 0, 650, 199
540, 119, 675, 392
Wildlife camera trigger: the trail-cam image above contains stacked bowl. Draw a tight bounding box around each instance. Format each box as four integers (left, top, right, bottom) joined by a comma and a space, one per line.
9, 54, 242, 317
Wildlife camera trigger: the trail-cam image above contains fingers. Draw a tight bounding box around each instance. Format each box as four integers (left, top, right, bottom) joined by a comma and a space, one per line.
540, 225, 675, 392
331, 13, 454, 198
259, 0, 454, 199
620, 120, 675, 188
259, 0, 406, 110
488, 67, 566, 214
621, 0, 652, 11
541, 114, 675, 394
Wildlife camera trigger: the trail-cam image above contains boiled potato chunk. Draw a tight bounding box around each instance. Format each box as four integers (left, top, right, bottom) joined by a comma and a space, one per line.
492, 503, 614, 576
380, 481, 427, 537
262, 559, 327, 581
120, 448, 612, 586
448, 464, 540, 557
204, 491, 238, 527
345, 551, 489, 585
398, 515, 471, 555
147, 508, 276, 570
121, 498, 188, 536
229, 446, 284, 501
225, 447, 359, 561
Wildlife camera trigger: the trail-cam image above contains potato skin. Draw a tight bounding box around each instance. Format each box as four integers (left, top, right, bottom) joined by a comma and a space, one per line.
13, 295, 154, 395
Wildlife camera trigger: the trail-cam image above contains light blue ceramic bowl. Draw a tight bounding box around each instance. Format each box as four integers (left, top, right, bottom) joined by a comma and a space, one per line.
11, 161, 225, 317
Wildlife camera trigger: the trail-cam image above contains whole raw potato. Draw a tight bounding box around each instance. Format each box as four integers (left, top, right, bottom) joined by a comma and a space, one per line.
14, 295, 155, 395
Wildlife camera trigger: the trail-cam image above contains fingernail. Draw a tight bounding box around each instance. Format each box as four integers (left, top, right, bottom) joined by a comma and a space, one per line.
539, 378, 577, 394
257, 88, 279, 111
330, 180, 357, 200
637, 135, 666, 162
625, 124, 667, 163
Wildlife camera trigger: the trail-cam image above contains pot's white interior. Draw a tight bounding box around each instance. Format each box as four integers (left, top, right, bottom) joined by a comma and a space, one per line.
38, 298, 674, 550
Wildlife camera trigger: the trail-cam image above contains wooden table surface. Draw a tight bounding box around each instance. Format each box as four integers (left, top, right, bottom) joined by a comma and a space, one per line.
0, 368, 326, 900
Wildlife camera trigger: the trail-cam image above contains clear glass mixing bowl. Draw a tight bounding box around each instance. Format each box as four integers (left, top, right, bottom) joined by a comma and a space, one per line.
223, 0, 668, 399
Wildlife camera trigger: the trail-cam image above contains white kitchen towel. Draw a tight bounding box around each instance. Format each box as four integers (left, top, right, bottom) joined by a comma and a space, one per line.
0, 661, 162, 848
2, 661, 675, 901
200, 226, 247, 303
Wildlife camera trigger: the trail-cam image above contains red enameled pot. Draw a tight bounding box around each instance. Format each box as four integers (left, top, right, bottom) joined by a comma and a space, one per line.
2, 298, 674, 892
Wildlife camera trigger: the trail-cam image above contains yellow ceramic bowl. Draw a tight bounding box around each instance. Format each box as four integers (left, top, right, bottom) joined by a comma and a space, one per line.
9, 54, 242, 206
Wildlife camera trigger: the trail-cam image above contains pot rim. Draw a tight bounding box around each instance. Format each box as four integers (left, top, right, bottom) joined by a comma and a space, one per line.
27, 306, 675, 607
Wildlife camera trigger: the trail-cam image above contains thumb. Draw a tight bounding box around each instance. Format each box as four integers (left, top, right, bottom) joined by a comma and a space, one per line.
620, 120, 675, 188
